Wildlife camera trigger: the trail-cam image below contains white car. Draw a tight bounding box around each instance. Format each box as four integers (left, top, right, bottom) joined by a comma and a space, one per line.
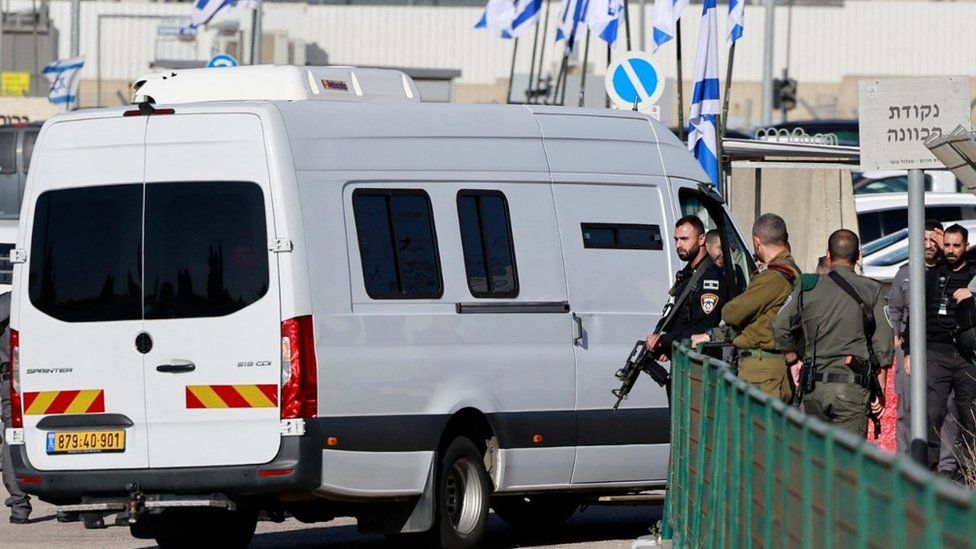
862, 219, 976, 282
856, 192, 976, 245
854, 170, 959, 195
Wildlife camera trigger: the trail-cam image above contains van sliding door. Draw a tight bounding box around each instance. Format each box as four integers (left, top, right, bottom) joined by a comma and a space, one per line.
551, 182, 673, 484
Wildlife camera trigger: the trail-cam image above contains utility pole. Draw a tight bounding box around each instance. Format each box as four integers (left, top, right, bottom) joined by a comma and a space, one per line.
908, 168, 928, 466
70, 0, 79, 57
760, 0, 775, 127
251, 0, 263, 65
639, 0, 646, 51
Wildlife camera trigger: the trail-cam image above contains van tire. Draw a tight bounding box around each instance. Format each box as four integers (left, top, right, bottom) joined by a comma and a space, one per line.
491, 495, 579, 529
426, 436, 490, 549
149, 508, 258, 549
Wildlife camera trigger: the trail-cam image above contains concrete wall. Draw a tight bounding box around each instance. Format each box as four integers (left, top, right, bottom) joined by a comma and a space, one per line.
729, 163, 857, 273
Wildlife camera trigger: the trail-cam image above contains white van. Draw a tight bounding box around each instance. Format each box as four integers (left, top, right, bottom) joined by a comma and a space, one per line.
6, 66, 754, 548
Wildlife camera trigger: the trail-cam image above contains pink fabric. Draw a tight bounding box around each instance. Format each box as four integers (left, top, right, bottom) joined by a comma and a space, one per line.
870, 361, 898, 453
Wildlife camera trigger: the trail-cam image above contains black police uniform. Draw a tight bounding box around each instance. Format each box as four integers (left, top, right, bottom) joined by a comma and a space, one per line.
911, 262, 976, 470
658, 259, 729, 356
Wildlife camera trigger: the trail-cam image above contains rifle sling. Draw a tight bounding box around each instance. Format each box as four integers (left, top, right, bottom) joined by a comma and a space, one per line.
827, 271, 878, 354
659, 255, 715, 334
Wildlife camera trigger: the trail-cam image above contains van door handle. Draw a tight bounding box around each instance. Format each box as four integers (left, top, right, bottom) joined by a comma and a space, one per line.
156, 362, 196, 373
572, 313, 583, 346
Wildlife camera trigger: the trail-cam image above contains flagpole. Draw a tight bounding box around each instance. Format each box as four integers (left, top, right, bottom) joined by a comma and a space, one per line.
251, 0, 263, 65
606, 46, 611, 108
558, 52, 570, 105
507, 37, 520, 104
623, 0, 632, 51
719, 41, 736, 195
533, 0, 554, 103
675, 17, 685, 142
578, 29, 591, 107
526, 14, 542, 103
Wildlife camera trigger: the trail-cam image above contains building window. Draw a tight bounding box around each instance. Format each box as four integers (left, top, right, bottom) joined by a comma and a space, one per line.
581, 223, 663, 250
457, 190, 518, 298
353, 189, 443, 299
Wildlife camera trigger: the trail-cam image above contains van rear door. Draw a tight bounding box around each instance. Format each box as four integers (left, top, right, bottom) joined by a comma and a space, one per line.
20, 117, 150, 471
142, 113, 282, 468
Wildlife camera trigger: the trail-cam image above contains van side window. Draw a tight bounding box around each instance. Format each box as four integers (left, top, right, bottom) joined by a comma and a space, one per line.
581, 223, 663, 250
353, 189, 443, 299
29, 185, 144, 322
457, 190, 518, 298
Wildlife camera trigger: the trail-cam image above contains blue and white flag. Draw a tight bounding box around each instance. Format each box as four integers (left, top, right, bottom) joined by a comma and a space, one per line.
584, 0, 625, 47
651, 0, 689, 52
188, 0, 232, 30
555, 0, 586, 53
687, 0, 720, 185
727, 0, 744, 47
43, 57, 84, 111
476, 0, 543, 38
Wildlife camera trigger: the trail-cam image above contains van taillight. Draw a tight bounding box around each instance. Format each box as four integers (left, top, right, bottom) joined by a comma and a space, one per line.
280, 316, 317, 419
9, 329, 21, 428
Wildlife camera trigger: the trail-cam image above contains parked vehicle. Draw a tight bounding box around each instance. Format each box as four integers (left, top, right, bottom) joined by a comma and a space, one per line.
760, 119, 859, 146
7, 66, 755, 549
856, 192, 976, 245
862, 219, 976, 282
853, 170, 960, 195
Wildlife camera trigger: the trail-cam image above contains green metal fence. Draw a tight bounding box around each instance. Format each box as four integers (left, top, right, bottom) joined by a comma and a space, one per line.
662, 344, 976, 548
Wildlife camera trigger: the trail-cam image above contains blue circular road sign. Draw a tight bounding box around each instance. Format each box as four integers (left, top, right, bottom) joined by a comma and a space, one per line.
207, 54, 239, 68
605, 52, 665, 112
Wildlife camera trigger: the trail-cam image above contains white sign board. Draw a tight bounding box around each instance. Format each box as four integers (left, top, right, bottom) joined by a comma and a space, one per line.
605, 52, 665, 113
858, 76, 971, 170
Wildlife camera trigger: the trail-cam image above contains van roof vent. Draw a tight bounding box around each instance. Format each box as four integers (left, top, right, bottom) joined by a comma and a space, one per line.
131, 65, 421, 105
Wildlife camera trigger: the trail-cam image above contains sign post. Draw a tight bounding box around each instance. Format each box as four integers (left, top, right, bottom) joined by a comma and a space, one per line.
859, 76, 972, 466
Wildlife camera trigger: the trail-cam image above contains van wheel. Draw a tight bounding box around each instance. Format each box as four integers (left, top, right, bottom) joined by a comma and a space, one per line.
150, 509, 258, 549
427, 436, 490, 549
491, 495, 579, 529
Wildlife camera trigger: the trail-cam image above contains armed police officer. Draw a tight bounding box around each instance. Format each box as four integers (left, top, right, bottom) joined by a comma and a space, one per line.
692, 213, 799, 401
645, 215, 728, 359
773, 229, 893, 438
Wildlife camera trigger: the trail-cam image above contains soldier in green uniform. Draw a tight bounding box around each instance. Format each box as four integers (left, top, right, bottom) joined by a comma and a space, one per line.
773, 229, 893, 438
692, 213, 800, 401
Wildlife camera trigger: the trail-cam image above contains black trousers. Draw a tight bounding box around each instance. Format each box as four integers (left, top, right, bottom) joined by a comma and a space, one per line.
926, 347, 976, 470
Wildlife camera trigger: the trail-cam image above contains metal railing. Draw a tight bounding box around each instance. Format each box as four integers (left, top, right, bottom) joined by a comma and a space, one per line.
662, 344, 976, 548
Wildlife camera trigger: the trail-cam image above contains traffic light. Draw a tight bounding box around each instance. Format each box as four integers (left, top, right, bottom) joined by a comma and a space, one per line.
773, 77, 798, 112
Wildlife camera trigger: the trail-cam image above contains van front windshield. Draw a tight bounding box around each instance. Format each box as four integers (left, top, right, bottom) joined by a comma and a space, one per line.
29, 181, 269, 322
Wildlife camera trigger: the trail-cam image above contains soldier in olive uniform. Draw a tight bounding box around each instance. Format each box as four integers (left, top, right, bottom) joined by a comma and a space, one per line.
773, 229, 893, 438
694, 213, 800, 401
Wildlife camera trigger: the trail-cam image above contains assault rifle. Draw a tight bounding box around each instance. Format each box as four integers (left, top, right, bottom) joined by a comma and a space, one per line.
612, 340, 671, 409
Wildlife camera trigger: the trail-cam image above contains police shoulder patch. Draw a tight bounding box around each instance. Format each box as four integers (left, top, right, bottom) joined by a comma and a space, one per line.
701, 293, 720, 314
703, 279, 720, 291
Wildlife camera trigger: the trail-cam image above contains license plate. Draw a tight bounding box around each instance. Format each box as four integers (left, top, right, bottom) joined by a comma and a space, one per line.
46, 430, 125, 455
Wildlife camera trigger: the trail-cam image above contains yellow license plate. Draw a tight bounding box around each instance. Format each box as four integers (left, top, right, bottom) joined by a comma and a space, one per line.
46, 430, 125, 454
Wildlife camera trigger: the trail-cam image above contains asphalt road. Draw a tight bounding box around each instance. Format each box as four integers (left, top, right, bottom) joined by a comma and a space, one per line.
1, 483, 661, 548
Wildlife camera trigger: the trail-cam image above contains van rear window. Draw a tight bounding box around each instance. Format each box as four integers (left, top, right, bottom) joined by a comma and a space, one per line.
29, 184, 144, 322
29, 181, 269, 322
143, 181, 269, 319
352, 189, 443, 299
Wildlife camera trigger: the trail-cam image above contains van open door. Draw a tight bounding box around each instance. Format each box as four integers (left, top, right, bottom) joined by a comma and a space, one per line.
141, 113, 282, 468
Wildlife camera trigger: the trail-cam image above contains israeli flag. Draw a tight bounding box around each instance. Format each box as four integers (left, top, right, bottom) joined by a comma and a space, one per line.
584, 0, 625, 46
728, 0, 744, 46
188, 0, 232, 30
476, 0, 543, 38
555, 0, 586, 53
687, 0, 720, 185
43, 57, 84, 111
651, 0, 689, 52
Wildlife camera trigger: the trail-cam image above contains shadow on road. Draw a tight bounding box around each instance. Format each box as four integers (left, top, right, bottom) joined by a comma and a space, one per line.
247, 505, 661, 548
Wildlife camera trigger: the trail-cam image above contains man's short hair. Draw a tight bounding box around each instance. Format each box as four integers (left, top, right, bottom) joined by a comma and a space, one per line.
676, 215, 705, 236
705, 229, 721, 244
925, 219, 944, 232
945, 223, 969, 243
752, 213, 789, 245
827, 229, 860, 263
817, 255, 829, 270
